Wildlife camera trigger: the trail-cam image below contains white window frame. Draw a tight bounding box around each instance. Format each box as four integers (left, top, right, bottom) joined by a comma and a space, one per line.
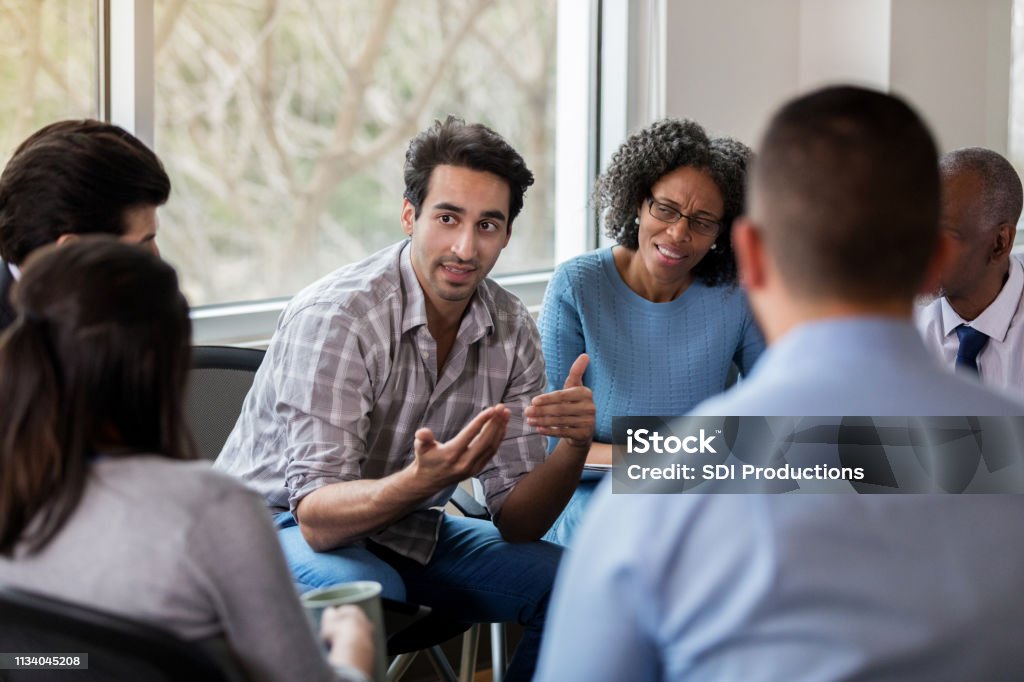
101, 0, 630, 346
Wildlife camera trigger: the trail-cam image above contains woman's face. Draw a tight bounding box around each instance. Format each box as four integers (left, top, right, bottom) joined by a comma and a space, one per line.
633, 165, 724, 294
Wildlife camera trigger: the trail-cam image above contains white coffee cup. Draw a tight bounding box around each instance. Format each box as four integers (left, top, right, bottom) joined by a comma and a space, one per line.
301, 580, 387, 682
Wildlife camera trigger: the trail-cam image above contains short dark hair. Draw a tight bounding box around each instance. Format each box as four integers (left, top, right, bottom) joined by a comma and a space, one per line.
0, 238, 193, 556
595, 118, 752, 286
751, 85, 940, 303
403, 116, 534, 229
940, 147, 1023, 230
0, 120, 171, 265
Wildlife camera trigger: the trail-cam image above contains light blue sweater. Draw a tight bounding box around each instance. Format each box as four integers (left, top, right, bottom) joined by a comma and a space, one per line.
539, 248, 765, 443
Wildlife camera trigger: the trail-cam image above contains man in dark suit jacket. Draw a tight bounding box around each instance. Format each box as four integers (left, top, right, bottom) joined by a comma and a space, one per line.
0, 120, 171, 331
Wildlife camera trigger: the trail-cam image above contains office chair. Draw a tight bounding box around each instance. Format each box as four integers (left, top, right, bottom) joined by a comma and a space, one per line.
186, 345, 268, 460
0, 585, 238, 682
186, 345, 487, 681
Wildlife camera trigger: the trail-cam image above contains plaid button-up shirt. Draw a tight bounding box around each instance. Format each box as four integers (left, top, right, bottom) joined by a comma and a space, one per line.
216, 240, 548, 563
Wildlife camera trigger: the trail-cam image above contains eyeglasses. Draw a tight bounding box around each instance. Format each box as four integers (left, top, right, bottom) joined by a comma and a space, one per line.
646, 198, 723, 238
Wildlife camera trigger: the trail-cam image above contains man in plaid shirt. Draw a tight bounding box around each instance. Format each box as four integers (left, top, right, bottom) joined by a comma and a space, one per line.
217, 117, 595, 681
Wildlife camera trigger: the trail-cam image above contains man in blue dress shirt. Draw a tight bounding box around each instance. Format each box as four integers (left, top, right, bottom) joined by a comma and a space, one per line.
536, 86, 1024, 681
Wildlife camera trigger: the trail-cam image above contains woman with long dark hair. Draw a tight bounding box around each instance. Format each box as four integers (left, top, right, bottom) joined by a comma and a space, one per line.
0, 239, 371, 681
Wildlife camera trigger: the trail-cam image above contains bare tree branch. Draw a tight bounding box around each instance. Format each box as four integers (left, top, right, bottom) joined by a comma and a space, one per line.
155, 0, 187, 56
304, 0, 354, 81
284, 0, 497, 277
280, 0, 403, 269
252, 0, 298, 192
147, 0, 556, 302
13, 2, 42, 141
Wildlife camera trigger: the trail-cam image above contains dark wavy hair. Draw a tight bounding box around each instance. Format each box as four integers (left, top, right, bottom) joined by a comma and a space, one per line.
404, 115, 534, 230
595, 118, 751, 286
0, 238, 194, 557
0, 119, 171, 265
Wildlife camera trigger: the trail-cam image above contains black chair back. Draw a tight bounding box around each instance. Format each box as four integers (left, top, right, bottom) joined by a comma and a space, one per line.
186, 345, 266, 460
0, 585, 235, 681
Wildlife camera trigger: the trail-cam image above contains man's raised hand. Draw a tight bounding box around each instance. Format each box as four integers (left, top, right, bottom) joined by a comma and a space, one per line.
410, 405, 510, 491
525, 354, 595, 449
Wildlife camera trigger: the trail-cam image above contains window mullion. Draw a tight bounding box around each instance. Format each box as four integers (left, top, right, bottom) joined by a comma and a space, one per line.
105, 0, 155, 145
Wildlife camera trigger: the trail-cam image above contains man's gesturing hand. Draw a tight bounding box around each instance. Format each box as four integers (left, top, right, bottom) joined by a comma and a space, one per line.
410, 405, 510, 491
525, 353, 595, 449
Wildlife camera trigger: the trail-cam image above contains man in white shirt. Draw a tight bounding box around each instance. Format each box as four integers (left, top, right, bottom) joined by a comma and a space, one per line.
916, 147, 1024, 396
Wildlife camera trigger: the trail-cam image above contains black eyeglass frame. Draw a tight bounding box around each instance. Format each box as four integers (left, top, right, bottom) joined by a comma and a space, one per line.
646, 197, 723, 238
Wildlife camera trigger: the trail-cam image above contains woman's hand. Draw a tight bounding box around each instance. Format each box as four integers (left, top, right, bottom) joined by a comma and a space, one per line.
321, 604, 374, 678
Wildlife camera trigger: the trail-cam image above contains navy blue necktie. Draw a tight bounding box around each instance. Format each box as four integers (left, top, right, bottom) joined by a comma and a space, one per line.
955, 324, 989, 373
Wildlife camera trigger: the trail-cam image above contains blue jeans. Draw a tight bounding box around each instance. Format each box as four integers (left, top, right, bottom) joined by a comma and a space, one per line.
275, 512, 562, 682
541, 479, 599, 546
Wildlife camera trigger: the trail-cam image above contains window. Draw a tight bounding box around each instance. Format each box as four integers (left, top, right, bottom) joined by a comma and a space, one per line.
152, 0, 559, 306
1010, 0, 1024, 245
0, 0, 597, 343
0, 0, 98, 162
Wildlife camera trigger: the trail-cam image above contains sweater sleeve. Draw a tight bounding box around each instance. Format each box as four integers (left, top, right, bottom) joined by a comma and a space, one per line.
182, 485, 355, 682
733, 293, 766, 377
539, 262, 587, 394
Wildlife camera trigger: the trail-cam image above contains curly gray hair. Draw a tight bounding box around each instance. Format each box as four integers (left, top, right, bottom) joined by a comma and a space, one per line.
594, 118, 751, 286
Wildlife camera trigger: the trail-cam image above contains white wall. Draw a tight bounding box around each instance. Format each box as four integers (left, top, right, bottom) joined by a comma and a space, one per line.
889, 0, 1012, 152
664, 0, 802, 145
657, 0, 1013, 154
799, 0, 890, 92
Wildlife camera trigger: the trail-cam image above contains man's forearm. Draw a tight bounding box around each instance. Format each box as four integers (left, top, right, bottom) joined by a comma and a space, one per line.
295, 467, 436, 551
493, 440, 588, 543
295, 407, 513, 551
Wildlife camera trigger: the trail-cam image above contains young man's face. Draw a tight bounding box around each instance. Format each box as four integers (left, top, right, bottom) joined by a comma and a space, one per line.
120, 204, 161, 257
50, 204, 161, 262
402, 164, 512, 317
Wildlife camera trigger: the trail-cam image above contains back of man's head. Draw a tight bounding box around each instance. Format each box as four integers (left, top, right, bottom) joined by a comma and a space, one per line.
0, 120, 171, 265
940, 147, 1022, 232
750, 86, 940, 305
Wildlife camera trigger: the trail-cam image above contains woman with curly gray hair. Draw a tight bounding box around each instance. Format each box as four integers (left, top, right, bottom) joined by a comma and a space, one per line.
538, 118, 765, 545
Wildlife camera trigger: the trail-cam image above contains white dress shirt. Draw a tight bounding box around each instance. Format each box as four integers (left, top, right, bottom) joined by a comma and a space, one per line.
915, 253, 1024, 398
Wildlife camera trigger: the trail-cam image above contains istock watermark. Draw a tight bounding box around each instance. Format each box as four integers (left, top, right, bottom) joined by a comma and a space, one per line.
610, 415, 1024, 494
